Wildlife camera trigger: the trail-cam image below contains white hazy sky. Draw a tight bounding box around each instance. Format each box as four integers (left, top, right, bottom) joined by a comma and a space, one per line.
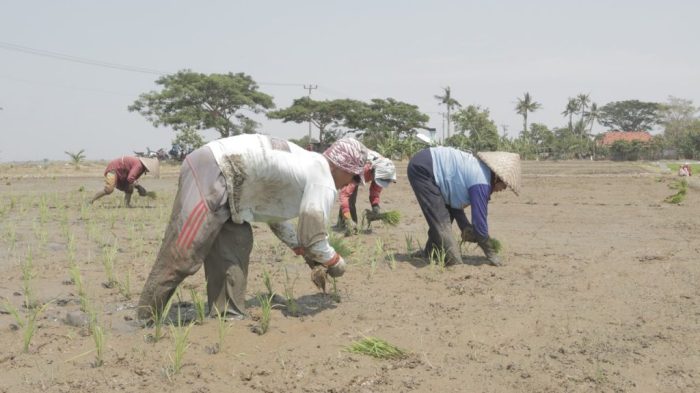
1, 0, 699, 161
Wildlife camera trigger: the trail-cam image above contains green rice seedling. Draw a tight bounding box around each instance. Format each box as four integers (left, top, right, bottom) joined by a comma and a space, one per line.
68, 262, 90, 312
168, 319, 194, 375
189, 288, 206, 325
429, 247, 447, 271
151, 295, 175, 343
5, 224, 16, 252
388, 253, 397, 270
38, 195, 49, 224
328, 232, 353, 257
2, 300, 24, 328
118, 268, 132, 300
368, 255, 377, 279
212, 303, 229, 353
330, 277, 341, 303
21, 247, 36, 309
262, 269, 274, 297
101, 239, 118, 288
256, 293, 275, 335
90, 315, 105, 367
283, 267, 299, 317
404, 233, 415, 254
20, 301, 51, 353
346, 336, 407, 360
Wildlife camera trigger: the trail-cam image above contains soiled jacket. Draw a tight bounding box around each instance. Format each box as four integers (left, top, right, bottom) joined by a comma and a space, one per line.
206, 134, 337, 263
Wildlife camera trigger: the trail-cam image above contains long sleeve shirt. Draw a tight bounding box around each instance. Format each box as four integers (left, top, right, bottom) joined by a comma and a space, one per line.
430, 147, 492, 238
104, 156, 146, 191
206, 134, 338, 263
338, 164, 382, 214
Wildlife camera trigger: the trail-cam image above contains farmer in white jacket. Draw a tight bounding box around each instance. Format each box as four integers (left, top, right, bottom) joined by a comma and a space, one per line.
137, 135, 368, 321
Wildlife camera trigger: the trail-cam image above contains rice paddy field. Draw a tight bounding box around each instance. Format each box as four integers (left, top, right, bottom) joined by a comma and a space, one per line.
0, 159, 698, 392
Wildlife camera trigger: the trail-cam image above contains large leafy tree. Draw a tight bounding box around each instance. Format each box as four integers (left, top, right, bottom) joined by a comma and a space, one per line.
350, 98, 429, 146
660, 96, 699, 158
515, 92, 541, 134
267, 97, 365, 145
434, 86, 461, 139
451, 105, 500, 151
129, 70, 275, 139
598, 100, 661, 131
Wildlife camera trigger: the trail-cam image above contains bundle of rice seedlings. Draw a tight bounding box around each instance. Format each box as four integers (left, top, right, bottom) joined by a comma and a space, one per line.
489, 237, 503, 254
328, 232, 353, 257
144, 191, 158, 199
346, 336, 406, 360
375, 210, 401, 226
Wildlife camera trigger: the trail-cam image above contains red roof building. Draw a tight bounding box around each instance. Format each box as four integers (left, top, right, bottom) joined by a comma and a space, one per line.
598, 131, 652, 146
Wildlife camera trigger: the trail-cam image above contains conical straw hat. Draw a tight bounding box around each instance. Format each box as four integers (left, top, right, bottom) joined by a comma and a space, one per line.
475, 151, 521, 195
138, 157, 160, 179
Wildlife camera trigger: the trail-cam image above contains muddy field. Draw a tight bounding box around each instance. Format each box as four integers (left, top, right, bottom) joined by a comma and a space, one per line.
0, 159, 698, 393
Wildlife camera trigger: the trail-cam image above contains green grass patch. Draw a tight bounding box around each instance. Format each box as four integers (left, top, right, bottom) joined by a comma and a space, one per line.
667, 163, 699, 173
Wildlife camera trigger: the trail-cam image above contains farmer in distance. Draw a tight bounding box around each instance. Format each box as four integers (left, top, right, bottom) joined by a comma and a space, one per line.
335, 149, 397, 236
137, 135, 368, 321
89, 156, 159, 208
407, 147, 521, 266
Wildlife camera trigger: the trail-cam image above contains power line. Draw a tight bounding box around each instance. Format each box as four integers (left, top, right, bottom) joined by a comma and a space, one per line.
0, 41, 167, 75
0, 41, 305, 87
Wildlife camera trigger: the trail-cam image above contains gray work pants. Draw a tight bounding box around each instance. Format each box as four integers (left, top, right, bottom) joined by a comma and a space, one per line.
137, 147, 252, 321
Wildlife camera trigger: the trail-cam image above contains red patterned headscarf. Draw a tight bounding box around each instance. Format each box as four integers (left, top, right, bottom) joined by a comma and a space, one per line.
323, 138, 367, 175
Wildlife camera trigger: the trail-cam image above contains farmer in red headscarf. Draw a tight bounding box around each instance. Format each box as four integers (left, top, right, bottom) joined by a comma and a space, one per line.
137, 135, 368, 322
335, 149, 397, 236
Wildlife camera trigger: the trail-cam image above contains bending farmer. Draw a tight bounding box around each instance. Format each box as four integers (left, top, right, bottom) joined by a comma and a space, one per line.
137, 135, 368, 321
407, 147, 520, 266
90, 156, 159, 207
335, 149, 396, 235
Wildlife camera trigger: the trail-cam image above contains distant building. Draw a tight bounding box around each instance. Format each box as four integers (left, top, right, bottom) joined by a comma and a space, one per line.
597, 131, 652, 146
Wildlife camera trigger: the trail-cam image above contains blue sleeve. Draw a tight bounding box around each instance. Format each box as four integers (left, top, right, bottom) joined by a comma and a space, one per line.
468, 184, 491, 238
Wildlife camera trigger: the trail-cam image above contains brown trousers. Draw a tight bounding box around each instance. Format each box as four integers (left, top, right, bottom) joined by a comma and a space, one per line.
137, 147, 252, 320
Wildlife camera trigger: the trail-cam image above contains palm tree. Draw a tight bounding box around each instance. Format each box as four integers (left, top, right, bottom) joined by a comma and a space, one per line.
515, 92, 541, 135
434, 86, 461, 139
586, 102, 600, 135
577, 93, 591, 132
562, 98, 579, 133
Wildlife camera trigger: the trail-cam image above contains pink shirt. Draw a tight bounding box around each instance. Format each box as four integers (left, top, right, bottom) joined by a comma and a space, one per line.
104, 156, 146, 191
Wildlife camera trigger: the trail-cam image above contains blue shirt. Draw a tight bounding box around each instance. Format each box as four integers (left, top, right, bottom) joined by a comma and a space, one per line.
430, 147, 492, 238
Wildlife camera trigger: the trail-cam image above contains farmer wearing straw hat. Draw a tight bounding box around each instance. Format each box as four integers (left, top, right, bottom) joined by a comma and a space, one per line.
90, 156, 160, 207
137, 135, 368, 322
335, 149, 397, 236
407, 147, 520, 266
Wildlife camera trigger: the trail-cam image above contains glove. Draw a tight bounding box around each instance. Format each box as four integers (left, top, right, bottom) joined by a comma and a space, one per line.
135, 184, 148, 197
461, 225, 478, 243
477, 236, 501, 266
343, 212, 357, 236
326, 256, 346, 278
371, 204, 381, 215
365, 205, 382, 222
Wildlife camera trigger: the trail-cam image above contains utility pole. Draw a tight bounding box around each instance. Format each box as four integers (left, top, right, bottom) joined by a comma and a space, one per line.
303, 84, 317, 141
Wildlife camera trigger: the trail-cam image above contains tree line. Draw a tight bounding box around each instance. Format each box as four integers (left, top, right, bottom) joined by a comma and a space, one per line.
128, 70, 700, 160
